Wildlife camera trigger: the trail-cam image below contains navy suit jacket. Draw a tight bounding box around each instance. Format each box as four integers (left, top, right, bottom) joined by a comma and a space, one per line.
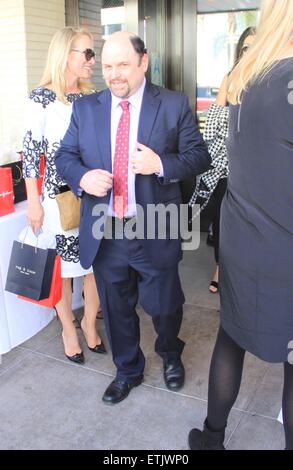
55, 82, 211, 269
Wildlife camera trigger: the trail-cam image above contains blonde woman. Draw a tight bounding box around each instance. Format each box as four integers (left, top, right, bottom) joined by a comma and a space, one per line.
188, 0, 293, 450
23, 27, 106, 364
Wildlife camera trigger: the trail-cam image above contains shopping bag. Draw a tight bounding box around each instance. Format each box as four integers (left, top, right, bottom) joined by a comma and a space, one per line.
5, 240, 56, 300
0, 167, 15, 216
1, 159, 26, 203
18, 255, 62, 307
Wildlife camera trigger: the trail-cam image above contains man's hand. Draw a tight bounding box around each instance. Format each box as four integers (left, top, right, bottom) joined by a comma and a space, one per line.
80, 169, 113, 197
131, 142, 161, 175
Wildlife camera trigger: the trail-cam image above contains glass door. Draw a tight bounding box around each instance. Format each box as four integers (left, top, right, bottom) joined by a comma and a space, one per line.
195, 1, 260, 131
137, 0, 166, 87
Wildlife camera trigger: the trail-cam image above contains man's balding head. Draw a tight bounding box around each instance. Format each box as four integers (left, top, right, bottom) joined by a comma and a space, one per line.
102, 31, 148, 99
103, 31, 146, 60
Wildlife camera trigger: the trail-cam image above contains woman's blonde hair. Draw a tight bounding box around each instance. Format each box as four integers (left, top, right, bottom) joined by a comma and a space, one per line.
39, 26, 94, 104
228, 0, 293, 104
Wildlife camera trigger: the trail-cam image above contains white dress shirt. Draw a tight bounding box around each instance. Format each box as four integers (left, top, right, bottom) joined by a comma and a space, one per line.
108, 78, 146, 217
108, 78, 163, 217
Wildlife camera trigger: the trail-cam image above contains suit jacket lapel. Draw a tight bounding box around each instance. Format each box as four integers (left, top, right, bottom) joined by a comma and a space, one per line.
137, 82, 161, 145
93, 90, 112, 172
135, 83, 161, 206
92, 84, 160, 173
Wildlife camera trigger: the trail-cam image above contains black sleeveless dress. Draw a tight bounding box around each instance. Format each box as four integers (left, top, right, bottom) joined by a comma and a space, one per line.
219, 58, 293, 362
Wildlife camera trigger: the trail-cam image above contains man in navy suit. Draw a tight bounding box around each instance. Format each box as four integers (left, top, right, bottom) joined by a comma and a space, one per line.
55, 31, 210, 404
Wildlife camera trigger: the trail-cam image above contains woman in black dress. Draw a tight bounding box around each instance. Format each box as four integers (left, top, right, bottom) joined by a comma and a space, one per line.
188, 0, 293, 450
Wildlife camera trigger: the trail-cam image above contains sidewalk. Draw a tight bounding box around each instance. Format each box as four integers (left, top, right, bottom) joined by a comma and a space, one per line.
0, 235, 284, 450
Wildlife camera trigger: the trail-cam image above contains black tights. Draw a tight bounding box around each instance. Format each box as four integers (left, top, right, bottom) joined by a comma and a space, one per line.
207, 326, 293, 450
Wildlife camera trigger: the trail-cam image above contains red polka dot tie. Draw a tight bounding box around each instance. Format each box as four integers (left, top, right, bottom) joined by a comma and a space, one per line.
113, 101, 130, 219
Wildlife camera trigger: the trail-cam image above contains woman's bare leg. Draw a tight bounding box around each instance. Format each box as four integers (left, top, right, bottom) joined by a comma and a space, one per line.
55, 278, 82, 356
81, 273, 101, 348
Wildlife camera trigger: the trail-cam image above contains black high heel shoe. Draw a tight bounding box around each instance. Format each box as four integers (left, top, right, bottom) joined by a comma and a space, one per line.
61, 331, 85, 364
87, 340, 107, 354
209, 280, 219, 294
66, 351, 85, 364
80, 317, 107, 354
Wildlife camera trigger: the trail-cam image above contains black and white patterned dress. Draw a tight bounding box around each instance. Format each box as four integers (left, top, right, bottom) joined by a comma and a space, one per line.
189, 103, 229, 213
22, 86, 92, 278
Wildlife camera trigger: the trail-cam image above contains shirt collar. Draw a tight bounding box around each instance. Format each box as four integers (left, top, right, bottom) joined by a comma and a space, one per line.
111, 77, 146, 111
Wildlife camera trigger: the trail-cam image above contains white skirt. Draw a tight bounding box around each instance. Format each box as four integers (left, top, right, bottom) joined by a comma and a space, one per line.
42, 192, 92, 278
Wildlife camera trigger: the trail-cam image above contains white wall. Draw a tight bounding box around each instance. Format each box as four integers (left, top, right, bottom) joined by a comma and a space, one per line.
0, 0, 27, 163
0, 0, 65, 164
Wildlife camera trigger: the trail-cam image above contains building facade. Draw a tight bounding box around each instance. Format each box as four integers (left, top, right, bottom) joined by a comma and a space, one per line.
0, 0, 260, 164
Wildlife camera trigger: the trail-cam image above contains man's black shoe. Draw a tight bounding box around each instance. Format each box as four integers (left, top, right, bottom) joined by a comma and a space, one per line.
163, 359, 185, 391
102, 376, 143, 405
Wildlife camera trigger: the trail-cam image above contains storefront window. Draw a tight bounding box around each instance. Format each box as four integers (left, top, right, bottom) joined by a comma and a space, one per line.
196, 9, 258, 121
101, 0, 125, 39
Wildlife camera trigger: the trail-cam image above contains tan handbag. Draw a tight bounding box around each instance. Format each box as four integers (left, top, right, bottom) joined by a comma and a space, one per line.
55, 189, 81, 231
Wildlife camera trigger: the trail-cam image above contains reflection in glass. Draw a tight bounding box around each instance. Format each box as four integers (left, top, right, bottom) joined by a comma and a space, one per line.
101, 1, 125, 40
196, 9, 258, 128
142, 0, 166, 87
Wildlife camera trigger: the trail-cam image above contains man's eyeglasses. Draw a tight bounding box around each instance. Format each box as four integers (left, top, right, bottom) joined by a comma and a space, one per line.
71, 48, 96, 61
